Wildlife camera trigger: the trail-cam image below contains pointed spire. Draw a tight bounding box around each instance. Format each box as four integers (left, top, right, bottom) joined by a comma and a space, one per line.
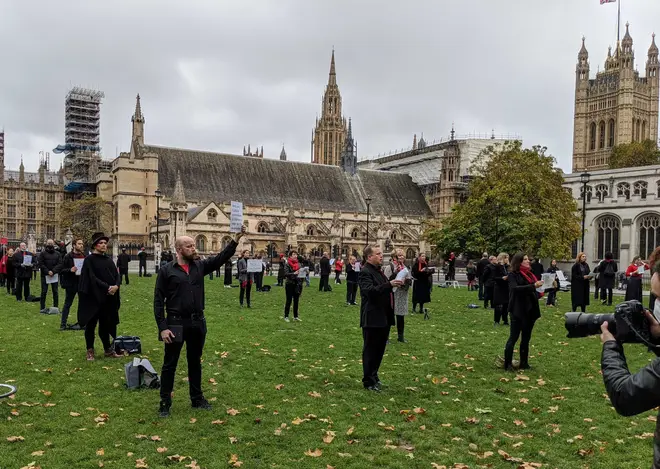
347, 118, 353, 140
412, 134, 418, 150
132, 94, 144, 123
280, 145, 287, 161
260, 145, 264, 157
578, 36, 589, 58
19, 156, 24, 170
171, 170, 186, 206
328, 49, 337, 86
650, 33, 658, 54
451, 123, 455, 141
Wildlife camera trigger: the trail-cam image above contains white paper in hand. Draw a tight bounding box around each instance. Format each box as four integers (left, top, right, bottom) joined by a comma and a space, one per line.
22, 254, 32, 266
46, 273, 59, 284
247, 259, 262, 273
541, 273, 555, 289
230, 201, 243, 233
74, 258, 84, 275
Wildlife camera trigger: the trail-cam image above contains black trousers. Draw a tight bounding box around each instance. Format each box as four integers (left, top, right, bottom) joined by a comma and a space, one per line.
334, 271, 342, 284
240, 282, 252, 306
284, 283, 300, 318
139, 263, 147, 276
319, 274, 330, 291
484, 286, 493, 309
119, 270, 129, 285
395, 315, 405, 337
362, 327, 390, 387
6, 274, 15, 294
40, 276, 59, 310
15, 277, 30, 301
494, 304, 509, 324
346, 281, 358, 304
478, 280, 484, 300
572, 304, 586, 312
504, 317, 536, 367
61, 287, 78, 326
160, 320, 206, 403
0, 273, 4, 286
600, 287, 613, 305
546, 289, 557, 306
594, 277, 600, 299
256, 272, 264, 291
84, 313, 116, 350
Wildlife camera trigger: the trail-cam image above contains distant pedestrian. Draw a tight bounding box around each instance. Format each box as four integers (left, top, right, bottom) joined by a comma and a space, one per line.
117, 248, 131, 285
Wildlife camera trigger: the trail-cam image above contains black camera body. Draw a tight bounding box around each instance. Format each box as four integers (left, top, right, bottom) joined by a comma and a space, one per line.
565, 300, 659, 349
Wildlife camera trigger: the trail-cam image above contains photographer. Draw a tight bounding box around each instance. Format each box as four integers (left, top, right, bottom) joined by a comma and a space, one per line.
601, 264, 660, 468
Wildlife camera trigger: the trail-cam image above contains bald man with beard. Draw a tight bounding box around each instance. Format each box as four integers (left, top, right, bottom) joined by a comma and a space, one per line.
154, 227, 245, 418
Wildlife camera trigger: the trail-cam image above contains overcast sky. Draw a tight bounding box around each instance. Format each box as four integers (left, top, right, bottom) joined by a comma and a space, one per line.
1, 0, 659, 174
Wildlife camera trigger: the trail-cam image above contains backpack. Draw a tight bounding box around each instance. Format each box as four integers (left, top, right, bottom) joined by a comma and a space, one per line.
124, 358, 160, 390
602, 261, 616, 278
113, 336, 142, 355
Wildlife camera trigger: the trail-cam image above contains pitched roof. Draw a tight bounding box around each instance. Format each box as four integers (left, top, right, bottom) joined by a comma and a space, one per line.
146, 144, 432, 217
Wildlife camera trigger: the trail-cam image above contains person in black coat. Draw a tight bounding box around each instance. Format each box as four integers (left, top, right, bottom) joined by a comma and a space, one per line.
345, 255, 359, 305
4, 248, 15, 295
411, 254, 433, 314
530, 258, 544, 281
12, 242, 36, 301
117, 248, 131, 285
224, 259, 233, 287
545, 259, 560, 307
37, 239, 62, 313
358, 245, 403, 391
54, 238, 86, 330
571, 252, 592, 312
319, 253, 331, 292
503, 253, 544, 371
277, 254, 285, 286
598, 252, 617, 306
138, 247, 147, 277
482, 256, 497, 309
283, 250, 304, 321
476, 253, 489, 300
492, 253, 510, 326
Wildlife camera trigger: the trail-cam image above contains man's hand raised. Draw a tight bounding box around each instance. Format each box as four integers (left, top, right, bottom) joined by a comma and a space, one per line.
234, 225, 247, 243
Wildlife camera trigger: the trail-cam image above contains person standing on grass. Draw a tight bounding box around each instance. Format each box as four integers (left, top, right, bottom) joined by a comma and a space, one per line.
492, 253, 510, 326
237, 250, 253, 308
3, 248, 15, 295
411, 253, 432, 314
359, 245, 403, 391
482, 256, 498, 309
571, 252, 592, 312
476, 252, 489, 300
223, 257, 233, 288
545, 259, 560, 307
319, 252, 331, 292
277, 253, 285, 286
384, 248, 412, 343
466, 260, 477, 291
117, 248, 131, 285
138, 247, 147, 277
55, 238, 85, 331
77, 232, 122, 361
598, 252, 617, 306
154, 227, 244, 418
503, 253, 544, 372
38, 239, 61, 314
346, 255, 359, 306
12, 242, 36, 302
334, 257, 343, 284
283, 250, 303, 322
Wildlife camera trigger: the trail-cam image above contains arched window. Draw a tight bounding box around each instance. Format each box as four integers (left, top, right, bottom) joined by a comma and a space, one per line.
306, 225, 316, 236
130, 204, 141, 221
595, 184, 609, 202
642, 120, 647, 140
636, 120, 642, 142
589, 122, 597, 151
350, 228, 359, 238
406, 248, 416, 260
638, 214, 660, 260
195, 235, 207, 252
608, 119, 615, 147
633, 181, 648, 199
448, 170, 453, 182
221, 236, 232, 249
317, 245, 326, 256
617, 182, 631, 200
297, 243, 305, 255
207, 209, 217, 223
580, 185, 593, 202
163, 234, 170, 250
257, 222, 268, 233
391, 231, 398, 241
596, 216, 621, 260
599, 121, 606, 149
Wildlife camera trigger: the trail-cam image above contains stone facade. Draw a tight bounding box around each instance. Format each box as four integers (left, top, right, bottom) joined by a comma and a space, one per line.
572, 27, 659, 172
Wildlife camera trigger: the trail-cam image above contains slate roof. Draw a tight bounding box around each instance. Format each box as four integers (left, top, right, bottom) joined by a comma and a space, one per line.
145, 145, 432, 217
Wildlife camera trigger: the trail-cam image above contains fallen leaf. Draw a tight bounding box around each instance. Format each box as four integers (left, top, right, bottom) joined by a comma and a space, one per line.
465, 417, 480, 424
96, 449, 105, 456
189, 418, 197, 424
346, 426, 354, 435
167, 455, 187, 462
69, 412, 80, 417
227, 408, 241, 416
338, 453, 352, 457
229, 437, 238, 444
323, 431, 336, 444
304, 449, 323, 457
39, 390, 52, 397
156, 447, 168, 453
135, 458, 148, 468
228, 454, 242, 467
514, 375, 530, 381
308, 391, 321, 398
150, 435, 161, 441
275, 384, 284, 390
31, 451, 45, 456
7, 436, 25, 442
211, 419, 225, 425
413, 407, 426, 414
185, 461, 202, 469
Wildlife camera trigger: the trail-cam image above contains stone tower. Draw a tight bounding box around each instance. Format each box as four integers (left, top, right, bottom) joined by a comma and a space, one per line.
340, 118, 358, 175
132, 93, 145, 147
311, 50, 348, 166
572, 26, 660, 172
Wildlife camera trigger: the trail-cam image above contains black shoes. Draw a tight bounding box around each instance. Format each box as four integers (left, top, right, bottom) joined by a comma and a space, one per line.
397, 336, 407, 343
158, 400, 171, 418
364, 383, 381, 392
191, 397, 212, 410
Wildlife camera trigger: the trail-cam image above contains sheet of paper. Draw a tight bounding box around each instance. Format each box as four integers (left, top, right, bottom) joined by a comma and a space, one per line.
298, 267, 309, 278
556, 270, 567, 281
247, 259, 262, 273
230, 201, 243, 233
395, 267, 409, 282
354, 262, 361, 272
541, 273, 555, 289
46, 273, 59, 284
22, 254, 32, 266
637, 266, 645, 275
74, 258, 84, 275
329, 258, 335, 266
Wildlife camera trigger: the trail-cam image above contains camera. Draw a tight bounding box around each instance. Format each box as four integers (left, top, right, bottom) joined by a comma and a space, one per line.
565, 300, 659, 347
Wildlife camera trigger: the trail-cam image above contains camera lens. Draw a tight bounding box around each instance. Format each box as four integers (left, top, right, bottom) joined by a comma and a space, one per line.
565, 312, 616, 338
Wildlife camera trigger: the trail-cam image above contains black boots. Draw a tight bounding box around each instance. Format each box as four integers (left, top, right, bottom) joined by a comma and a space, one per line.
158, 400, 171, 418
397, 334, 407, 343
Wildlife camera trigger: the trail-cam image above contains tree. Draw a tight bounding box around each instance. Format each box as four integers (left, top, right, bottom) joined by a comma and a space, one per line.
59, 194, 112, 246
424, 141, 581, 260
609, 139, 660, 169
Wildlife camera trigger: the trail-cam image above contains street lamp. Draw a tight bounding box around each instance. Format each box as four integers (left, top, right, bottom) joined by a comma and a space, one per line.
154, 189, 162, 246
365, 196, 372, 247
580, 172, 591, 253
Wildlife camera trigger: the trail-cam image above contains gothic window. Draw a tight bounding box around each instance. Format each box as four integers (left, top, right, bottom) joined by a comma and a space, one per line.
207, 209, 217, 223
617, 182, 631, 200
46, 206, 55, 219
638, 214, 660, 260
391, 231, 397, 241
7, 205, 16, 218
195, 235, 207, 252
406, 248, 416, 260
351, 228, 359, 238
46, 225, 56, 240
595, 184, 609, 202
27, 205, 36, 219
642, 120, 647, 140
608, 119, 615, 147
7, 223, 16, 239
596, 216, 621, 260
589, 122, 597, 151
46, 192, 55, 203
7, 189, 15, 200
580, 185, 593, 202
28, 191, 36, 201
306, 225, 316, 236
257, 222, 268, 233
599, 121, 606, 149
571, 239, 579, 260
130, 204, 141, 221
633, 181, 648, 199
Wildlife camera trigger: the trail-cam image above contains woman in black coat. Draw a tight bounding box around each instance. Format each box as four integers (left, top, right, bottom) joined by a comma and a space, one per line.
571, 252, 592, 312
411, 254, 432, 314
503, 253, 544, 371
492, 253, 510, 326
545, 259, 560, 307
598, 252, 617, 306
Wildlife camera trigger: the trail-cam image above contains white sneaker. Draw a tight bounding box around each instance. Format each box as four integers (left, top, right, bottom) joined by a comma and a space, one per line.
284, 317, 290, 322
293, 317, 301, 322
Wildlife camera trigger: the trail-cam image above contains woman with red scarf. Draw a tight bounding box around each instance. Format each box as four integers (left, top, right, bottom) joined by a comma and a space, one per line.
503, 253, 544, 372
625, 256, 650, 302
283, 250, 304, 322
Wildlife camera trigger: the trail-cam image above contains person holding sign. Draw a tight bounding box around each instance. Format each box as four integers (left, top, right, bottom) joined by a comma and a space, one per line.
571, 252, 592, 312
37, 239, 62, 314
383, 249, 412, 343
55, 238, 86, 330
283, 250, 304, 322
625, 256, 650, 303
154, 226, 245, 417
237, 250, 254, 308
12, 242, 36, 302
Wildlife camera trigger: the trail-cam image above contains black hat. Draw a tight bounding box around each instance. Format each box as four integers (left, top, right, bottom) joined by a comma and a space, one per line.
91, 232, 109, 248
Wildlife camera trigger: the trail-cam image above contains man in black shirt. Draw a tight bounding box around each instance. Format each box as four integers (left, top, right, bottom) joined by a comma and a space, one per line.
154, 227, 245, 417
476, 252, 489, 301
138, 247, 147, 276
319, 252, 331, 292
117, 248, 131, 285
38, 239, 62, 313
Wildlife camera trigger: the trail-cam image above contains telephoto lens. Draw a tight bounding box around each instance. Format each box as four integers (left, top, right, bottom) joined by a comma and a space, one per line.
564, 312, 616, 338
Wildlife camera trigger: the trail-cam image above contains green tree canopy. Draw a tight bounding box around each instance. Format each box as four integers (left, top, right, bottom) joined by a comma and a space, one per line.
59, 194, 112, 246
424, 141, 580, 260
609, 139, 660, 169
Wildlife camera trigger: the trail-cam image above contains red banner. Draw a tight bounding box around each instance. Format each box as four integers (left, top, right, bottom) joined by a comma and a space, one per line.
0, 238, 7, 245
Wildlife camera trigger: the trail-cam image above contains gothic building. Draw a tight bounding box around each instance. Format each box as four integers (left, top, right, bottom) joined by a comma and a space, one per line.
311, 51, 348, 166
572, 26, 659, 172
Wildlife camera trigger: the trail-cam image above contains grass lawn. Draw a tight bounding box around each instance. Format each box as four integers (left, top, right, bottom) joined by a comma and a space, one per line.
0, 275, 657, 469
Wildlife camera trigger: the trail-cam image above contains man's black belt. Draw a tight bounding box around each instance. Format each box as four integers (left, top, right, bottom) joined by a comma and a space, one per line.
168, 313, 204, 321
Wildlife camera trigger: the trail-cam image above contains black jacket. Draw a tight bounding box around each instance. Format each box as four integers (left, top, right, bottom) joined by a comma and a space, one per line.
507, 271, 541, 322
38, 248, 61, 276
476, 258, 489, 280
138, 250, 147, 265
12, 250, 36, 279
154, 240, 237, 332
117, 253, 131, 271
492, 264, 510, 306
571, 262, 591, 307
531, 261, 544, 280
283, 261, 303, 287
55, 251, 86, 289
320, 257, 331, 275
602, 341, 660, 469
483, 263, 497, 288
358, 262, 395, 328
346, 262, 358, 283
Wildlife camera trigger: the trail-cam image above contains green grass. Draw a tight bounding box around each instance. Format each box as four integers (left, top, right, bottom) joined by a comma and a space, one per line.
0, 276, 656, 468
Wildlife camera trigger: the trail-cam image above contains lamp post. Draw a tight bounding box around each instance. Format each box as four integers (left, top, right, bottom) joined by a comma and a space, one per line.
155, 188, 162, 272
580, 172, 591, 252
365, 196, 372, 247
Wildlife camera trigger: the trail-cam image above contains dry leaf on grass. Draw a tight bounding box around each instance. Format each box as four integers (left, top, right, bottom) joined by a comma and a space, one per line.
275, 384, 284, 390
308, 391, 321, 398
156, 447, 168, 453
167, 455, 187, 462
69, 412, 80, 417
228, 454, 243, 467
189, 418, 197, 424
150, 435, 161, 441
304, 449, 323, 457
185, 461, 201, 469
211, 419, 225, 425
7, 436, 25, 442
323, 431, 336, 444
227, 408, 241, 416
30, 451, 45, 456
96, 449, 105, 456
135, 458, 148, 468
229, 437, 238, 444
346, 426, 354, 435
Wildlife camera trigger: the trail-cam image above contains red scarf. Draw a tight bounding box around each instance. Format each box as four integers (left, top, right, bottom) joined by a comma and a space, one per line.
288, 257, 300, 271
519, 265, 537, 285
418, 260, 427, 272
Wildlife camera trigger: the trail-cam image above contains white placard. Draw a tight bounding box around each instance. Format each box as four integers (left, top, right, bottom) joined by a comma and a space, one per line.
298, 267, 309, 278
353, 262, 361, 272
230, 201, 243, 233
395, 267, 409, 282
74, 258, 84, 275
247, 259, 262, 273
329, 258, 335, 266
22, 254, 32, 266
541, 273, 555, 289
637, 266, 645, 275
556, 270, 567, 282
46, 274, 59, 284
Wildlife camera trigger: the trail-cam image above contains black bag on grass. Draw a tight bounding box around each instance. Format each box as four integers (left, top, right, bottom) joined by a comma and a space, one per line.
113, 336, 142, 355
